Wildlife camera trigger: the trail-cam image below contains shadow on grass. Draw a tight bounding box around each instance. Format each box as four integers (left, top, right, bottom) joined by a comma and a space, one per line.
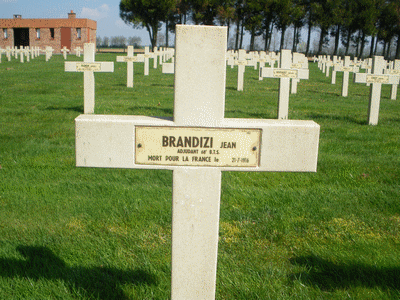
307, 113, 367, 125
46, 105, 83, 113
151, 83, 174, 88
225, 109, 276, 119
0, 245, 158, 299
290, 255, 400, 291
128, 105, 173, 116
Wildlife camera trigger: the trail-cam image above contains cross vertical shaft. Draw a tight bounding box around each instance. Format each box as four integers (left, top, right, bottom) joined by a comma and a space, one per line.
171, 25, 227, 300
83, 43, 95, 114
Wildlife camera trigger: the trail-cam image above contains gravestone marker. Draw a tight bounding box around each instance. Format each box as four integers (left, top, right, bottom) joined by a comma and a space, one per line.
75, 47, 83, 57
260, 49, 309, 119
75, 25, 320, 300
65, 43, 114, 114
162, 62, 174, 74
354, 56, 399, 125
6, 47, 12, 61
153, 47, 158, 68
116, 46, 137, 88
144, 46, 153, 76
235, 49, 247, 91
19, 46, 24, 63
334, 56, 359, 97
61, 46, 70, 59
45, 47, 54, 62
384, 59, 400, 100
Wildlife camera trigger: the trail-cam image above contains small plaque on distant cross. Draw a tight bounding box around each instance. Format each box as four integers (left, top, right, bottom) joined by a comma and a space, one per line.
135, 126, 261, 167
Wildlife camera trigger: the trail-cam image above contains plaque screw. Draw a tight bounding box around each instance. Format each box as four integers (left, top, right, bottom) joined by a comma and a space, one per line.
137, 143, 142, 148
252, 146, 257, 151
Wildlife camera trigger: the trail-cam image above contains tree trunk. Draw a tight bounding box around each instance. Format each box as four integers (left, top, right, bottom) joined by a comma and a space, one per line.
382, 41, 386, 58
359, 31, 366, 58
369, 35, 375, 57
250, 30, 255, 51
165, 19, 169, 47
292, 26, 297, 52
345, 29, 351, 56
374, 34, 379, 55
264, 26, 269, 51
387, 38, 392, 59
306, 20, 312, 56
240, 20, 244, 49
267, 23, 273, 51
317, 27, 326, 55
333, 24, 340, 55
355, 31, 361, 58
280, 25, 287, 51
396, 35, 400, 59
235, 20, 240, 50
227, 20, 230, 45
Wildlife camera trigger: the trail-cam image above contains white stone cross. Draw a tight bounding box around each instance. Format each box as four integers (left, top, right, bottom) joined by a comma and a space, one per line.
143, 46, 153, 76
260, 49, 309, 119
331, 56, 340, 84
334, 56, 359, 97
235, 49, 247, 91
75, 47, 83, 57
24, 47, 30, 62
290, 52, 308, 94
45, 47, 54, 62
65, 43, 114, 114
384, 59, 400, 100
61, 46, 70, 60
19, 46, 24, 63
74, 25, 320, 300
354, 56, 399, 125
5, 47, 12, 61
153, 47, 158, 68
116, 45, 138, 88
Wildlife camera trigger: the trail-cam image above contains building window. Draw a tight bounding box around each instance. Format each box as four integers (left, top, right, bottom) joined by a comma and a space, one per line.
3, 29, 7, 39
36, 28, 40, 39
50, 28, 54, 39
76, 28, 81, 39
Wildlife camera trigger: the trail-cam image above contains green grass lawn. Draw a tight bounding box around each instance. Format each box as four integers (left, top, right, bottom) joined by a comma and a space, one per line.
0, 53, 399, 299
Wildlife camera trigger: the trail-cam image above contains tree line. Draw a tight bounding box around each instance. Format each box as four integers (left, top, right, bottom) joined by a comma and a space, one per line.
96, 36, 142, 48
119, 0, 400, 59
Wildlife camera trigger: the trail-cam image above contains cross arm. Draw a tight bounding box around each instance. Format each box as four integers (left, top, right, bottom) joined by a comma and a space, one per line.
260, 68, 309, 80
65, 62, 114, 72
75, 115, 319, 172
354, 73, 399, 85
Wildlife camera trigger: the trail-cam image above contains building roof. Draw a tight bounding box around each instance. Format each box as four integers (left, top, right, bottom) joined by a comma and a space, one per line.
0, 11, 96, 30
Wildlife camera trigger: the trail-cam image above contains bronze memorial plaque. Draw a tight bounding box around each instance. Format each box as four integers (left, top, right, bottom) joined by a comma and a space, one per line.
135, 126, 261, 167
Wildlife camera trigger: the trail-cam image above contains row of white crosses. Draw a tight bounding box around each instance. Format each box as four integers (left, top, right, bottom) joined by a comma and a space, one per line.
0, 45, 84, 63
73, 25, 320, 300
233, 50, 280, 91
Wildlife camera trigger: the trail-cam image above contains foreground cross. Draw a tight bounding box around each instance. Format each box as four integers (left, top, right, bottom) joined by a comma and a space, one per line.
75, 25, 320, 300
65, 43, 114, 114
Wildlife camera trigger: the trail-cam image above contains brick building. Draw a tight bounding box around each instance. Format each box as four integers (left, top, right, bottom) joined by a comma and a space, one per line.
0, 11, 96, 53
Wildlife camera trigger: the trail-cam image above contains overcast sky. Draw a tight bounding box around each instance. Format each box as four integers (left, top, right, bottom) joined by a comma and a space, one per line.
1, 0, 153, 45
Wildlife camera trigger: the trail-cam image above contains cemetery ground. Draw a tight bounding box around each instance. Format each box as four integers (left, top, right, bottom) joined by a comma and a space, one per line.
0, 53, 399, 300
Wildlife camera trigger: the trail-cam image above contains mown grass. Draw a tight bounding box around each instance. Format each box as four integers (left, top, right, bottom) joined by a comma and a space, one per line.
0, 53, 399, 299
